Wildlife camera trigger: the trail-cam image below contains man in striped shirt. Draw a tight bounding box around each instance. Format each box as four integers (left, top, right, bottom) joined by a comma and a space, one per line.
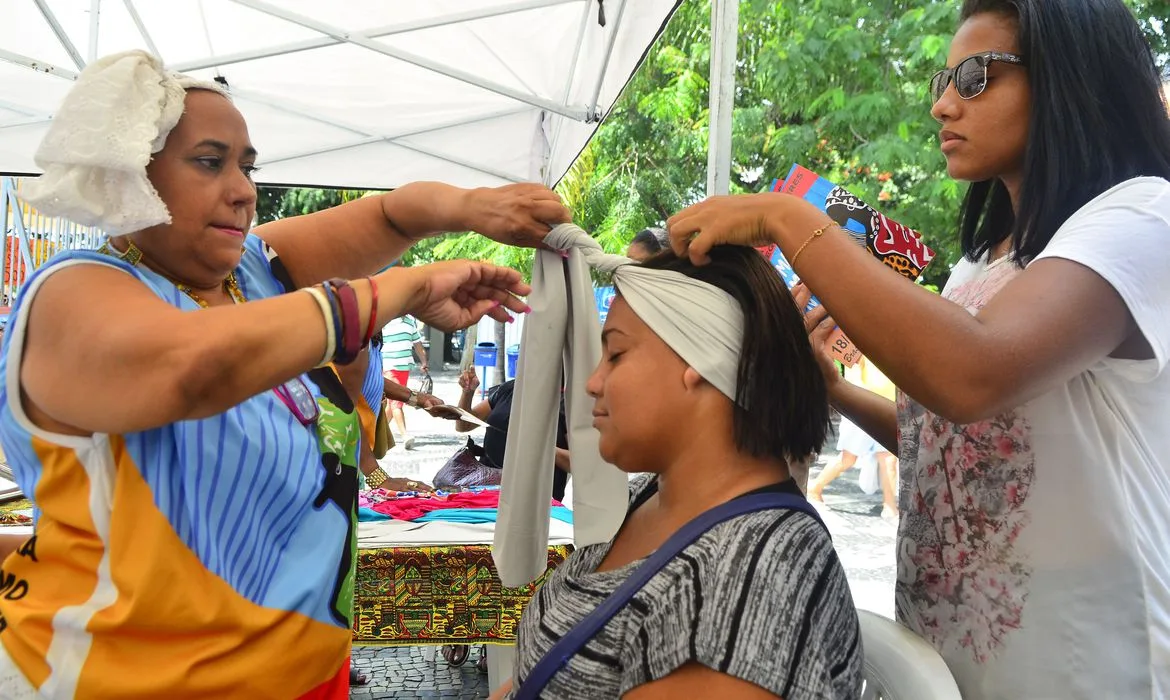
381, 315, 428, 450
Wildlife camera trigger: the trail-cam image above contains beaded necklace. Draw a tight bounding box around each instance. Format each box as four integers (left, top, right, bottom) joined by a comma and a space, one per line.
97, 238, 246, 307
95, 238, 321, 425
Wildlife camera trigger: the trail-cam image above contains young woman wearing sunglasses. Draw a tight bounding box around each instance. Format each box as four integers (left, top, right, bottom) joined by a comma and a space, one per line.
665, 0, 1170, 697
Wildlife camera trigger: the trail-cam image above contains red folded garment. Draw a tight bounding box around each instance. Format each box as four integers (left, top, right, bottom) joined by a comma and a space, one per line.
369, 490, 565, 521
371, 490, 502, 521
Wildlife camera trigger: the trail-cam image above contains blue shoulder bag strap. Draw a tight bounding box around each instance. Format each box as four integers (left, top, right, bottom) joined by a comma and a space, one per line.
513, 492, 826, 699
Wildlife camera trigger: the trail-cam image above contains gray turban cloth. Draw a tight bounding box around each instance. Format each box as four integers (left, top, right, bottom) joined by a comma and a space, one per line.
492, 223, 744, 585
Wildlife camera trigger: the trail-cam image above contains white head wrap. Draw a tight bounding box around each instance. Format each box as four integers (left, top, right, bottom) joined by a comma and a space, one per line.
544, 223, 745, 405
21, 50, 230, 235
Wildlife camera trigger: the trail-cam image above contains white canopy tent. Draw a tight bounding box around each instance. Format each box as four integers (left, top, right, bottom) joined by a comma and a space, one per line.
0, 0, 682, 189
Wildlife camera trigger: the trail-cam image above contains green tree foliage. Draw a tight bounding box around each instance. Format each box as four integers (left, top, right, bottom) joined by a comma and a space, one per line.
571, 0, 1168, 288
255, 187, 361, 225
257, 0, 1168, 286
1131, 1, 1170, 58
567, 0, 1166, 288
254, 186, 450, 268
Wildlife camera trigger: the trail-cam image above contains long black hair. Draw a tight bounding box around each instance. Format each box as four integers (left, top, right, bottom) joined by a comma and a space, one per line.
639, 246, 831, 462
959, 0, 1170, 264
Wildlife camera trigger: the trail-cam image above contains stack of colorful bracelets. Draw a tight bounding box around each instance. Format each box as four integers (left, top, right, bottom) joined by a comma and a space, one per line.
303, 276, 381, 367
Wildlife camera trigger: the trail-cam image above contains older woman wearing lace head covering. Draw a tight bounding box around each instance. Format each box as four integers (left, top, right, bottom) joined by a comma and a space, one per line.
491, 239, 862, 699
0, 50, 568, 698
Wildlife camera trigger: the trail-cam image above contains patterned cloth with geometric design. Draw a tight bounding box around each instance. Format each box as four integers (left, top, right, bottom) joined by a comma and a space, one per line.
352, 544, 571, 646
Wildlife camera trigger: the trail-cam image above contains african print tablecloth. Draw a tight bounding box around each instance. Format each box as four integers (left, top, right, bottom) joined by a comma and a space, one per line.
352, 543, 572, 646
0, 497, 565, 645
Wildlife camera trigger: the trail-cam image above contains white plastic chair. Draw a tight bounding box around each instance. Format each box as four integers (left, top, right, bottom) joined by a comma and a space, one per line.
858, 610, 963, 700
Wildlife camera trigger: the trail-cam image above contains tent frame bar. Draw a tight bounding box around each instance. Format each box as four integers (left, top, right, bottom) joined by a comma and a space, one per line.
32, 0, 86, 69
87, 0, 101, 63
0, 47, 78, 79
261, 105, 531, 166
234, 89, 527, 183
0, 117, 48, 132
227, 0, 592, 122
706, 0, 738, 196
586, 0, 627, 118
4, 0, 594, 123
0, 99, 47, 119
264, 134, 525, 183
543, 0, 595, 184
172, 0, 579, 74
121, 0, 161, 59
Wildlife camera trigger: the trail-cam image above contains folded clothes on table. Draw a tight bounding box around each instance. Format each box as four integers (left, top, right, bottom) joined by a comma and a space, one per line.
358, 507, 391, 522
414, 506, 574, 525
367, 489, 565, 521
358, 486, 468, 509
370, 490, 501, 520
356, 517, 576, 548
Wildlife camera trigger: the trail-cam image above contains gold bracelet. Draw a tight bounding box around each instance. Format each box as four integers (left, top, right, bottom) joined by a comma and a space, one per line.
789, 222, 835, 267
365, 466, 390, 489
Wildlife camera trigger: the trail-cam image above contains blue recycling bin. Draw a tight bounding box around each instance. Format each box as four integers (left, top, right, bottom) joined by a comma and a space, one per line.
474, 342, 498, 399
474, 342, 498, 367
506, 344, 521, 379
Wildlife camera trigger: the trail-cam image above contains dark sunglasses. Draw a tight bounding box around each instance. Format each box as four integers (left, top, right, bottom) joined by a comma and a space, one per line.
273, 377, 320, 426
930, 52, 1025, 103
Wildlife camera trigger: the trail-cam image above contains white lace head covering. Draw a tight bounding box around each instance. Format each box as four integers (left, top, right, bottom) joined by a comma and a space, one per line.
21, 50, 230, 235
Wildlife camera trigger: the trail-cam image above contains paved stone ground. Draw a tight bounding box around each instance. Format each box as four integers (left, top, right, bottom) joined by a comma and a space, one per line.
350, 368, 896, 698
350, 645, 489, 699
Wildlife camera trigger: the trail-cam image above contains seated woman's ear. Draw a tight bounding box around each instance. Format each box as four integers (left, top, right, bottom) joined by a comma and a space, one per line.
682, 366, 704, 392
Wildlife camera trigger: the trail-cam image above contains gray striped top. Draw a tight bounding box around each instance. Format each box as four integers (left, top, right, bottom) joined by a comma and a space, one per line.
508, 475, 862, 699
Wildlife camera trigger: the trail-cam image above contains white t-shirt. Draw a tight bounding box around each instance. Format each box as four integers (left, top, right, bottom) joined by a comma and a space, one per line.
895, 177, 1170, 699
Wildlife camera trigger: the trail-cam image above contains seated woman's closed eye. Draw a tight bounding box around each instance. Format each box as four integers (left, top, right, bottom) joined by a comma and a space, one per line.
504, 246, 862, 699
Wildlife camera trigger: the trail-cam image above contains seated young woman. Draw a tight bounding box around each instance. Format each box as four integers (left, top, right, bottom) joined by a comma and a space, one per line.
454, 371, 572, 501
494, 246, 862, 699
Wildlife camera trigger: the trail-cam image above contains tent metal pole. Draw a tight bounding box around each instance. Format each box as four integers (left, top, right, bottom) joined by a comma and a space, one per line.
586, 0, 628, 120
543, 0, 594, 184
32, 0, 87, 69
123, 0, 162, 59
559, 0, 593, 102
259, 106, 532, 166
226, 0, 590, 121
230, 91, 526, 183
234, 89, 525, 141
464, 32, 538, 98
172, 0, 579, 73
375, 142, 524, 185
260, 134, 513, 177
88, 0, 102, 63
0, 48, 78, 79
0, 117, 51, 132
0, 99, 47, 118
265, 138, 525, 186
705, 0, 738, 197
